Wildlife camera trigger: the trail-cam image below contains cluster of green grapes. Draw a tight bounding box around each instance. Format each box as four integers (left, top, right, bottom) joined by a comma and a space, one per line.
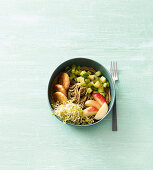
65, 65, 110, 97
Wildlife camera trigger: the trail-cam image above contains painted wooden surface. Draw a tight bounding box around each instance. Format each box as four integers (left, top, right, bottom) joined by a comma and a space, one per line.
0, 0, 153, 170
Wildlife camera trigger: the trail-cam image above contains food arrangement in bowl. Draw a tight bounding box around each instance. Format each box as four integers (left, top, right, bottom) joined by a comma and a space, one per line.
49, 63, 112, 125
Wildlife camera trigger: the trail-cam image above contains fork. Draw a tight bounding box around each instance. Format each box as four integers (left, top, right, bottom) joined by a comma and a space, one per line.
110, 61, 118, 131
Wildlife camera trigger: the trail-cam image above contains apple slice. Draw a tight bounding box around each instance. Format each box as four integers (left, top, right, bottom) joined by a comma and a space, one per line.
94, 102, 108, 120
92, 93, 106, 106
83, 107, 98, 117
85, 100, 101, 110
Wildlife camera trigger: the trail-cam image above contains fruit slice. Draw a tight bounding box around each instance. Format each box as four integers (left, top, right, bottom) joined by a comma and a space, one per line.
92, 93, 106, 106
83, 107, 98, 117
53, 92, 68, 104
59, 72, 70, 90
85, 100, 101, 110
94, 102, 108, 120
54, 84, 67, 96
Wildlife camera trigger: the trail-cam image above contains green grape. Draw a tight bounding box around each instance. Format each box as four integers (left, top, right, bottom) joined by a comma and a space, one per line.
95, 71, 101, 76
80, 81, 86, 86
103, 82, 110, 88
88, 81, 94, 87
80, 70, 86, 76
94, 75, 99, 81
85, 78, 90, 84
94, 81, 100, 88
87, 88, 92, 93
100, 76, 106, 83
87, 71, 91, 75
77, 77, 84, 82
88, 75, 95, 80
75, 70, 81, 75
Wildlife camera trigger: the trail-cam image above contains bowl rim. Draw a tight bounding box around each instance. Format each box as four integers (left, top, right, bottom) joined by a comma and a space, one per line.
48, 57, 115, 127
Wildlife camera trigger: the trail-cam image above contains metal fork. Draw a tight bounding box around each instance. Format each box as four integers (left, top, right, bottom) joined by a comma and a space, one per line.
110, 61, 118, 131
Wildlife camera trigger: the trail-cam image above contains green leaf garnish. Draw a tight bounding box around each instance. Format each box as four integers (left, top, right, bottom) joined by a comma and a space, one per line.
82, 73, 89, 78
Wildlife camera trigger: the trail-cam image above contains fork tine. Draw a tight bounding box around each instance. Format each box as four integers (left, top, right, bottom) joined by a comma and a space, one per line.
113, 61, 115, 77
110, 61, 112, 74
116, 61, 118, 78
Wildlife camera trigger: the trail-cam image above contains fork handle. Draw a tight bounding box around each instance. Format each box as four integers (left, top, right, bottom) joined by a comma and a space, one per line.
112, 95, 117, 131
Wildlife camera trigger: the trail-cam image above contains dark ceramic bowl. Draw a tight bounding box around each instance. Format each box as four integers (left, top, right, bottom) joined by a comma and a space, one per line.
48, 58, 115, 126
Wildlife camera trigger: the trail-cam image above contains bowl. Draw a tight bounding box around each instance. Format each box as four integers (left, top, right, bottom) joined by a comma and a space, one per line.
48, 58, 115, 126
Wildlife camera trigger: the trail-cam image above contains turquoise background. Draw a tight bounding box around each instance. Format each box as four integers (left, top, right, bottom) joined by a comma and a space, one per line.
0, 0, 153, 170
